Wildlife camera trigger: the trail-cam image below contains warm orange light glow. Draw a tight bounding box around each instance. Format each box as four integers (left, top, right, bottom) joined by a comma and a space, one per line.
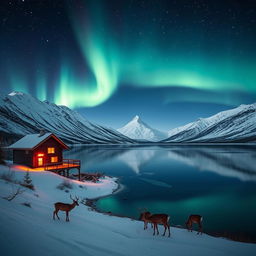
51, 156, 58, 163
37, 153, 44, 157
11, 165, 112, 187
13, 165, 44, 172
48, 147, 55, 154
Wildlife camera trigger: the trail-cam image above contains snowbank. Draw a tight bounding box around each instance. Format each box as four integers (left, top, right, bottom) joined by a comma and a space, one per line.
0, 165, 255, 256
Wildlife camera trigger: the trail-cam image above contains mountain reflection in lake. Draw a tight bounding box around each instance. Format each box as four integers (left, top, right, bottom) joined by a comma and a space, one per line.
65, 145, 256, 241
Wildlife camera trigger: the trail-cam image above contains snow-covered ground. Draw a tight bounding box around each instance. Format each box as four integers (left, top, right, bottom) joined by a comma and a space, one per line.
0, 165, 255, 256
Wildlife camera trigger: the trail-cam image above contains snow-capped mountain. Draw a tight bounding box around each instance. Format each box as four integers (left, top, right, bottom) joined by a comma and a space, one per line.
0, 92, 134, 145
164, 103, 256, 143
117, 115, 167, 142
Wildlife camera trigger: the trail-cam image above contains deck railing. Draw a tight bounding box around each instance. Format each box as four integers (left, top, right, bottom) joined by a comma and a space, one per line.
44, 159, 81, 171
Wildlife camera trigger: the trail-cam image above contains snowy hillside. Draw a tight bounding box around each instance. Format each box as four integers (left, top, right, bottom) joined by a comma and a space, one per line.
0, 92, 134, 145
0, 165, 256, 256
164, 103, 256, 143
118, 115, 167, 142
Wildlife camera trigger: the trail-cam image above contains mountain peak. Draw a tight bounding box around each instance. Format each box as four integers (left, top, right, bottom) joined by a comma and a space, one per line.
118, 116, 167, 141
8, 91, 26, 96
132, 115, 140, 122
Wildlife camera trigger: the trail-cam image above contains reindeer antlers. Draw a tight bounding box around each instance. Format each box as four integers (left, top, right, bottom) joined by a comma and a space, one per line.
70, 194, 79, 201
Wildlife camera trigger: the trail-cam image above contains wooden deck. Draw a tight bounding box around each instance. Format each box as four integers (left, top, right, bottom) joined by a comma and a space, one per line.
38, 159, 81, 180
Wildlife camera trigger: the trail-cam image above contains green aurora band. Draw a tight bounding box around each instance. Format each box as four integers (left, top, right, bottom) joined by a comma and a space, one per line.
54, 1, 256, 108
7, 1, 256, 108
54, 2, 119, 108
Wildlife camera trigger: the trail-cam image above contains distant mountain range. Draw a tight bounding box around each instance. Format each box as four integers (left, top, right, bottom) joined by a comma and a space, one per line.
0, 92, 134, 145
117, 115, 167, 142
164, 103, 256, 143
0, 92, 255, 144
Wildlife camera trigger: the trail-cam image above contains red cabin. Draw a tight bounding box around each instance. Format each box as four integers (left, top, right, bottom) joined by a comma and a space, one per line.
9, 132, 69, 168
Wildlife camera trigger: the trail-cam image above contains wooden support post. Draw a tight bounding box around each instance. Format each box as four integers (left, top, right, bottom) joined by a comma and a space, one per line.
78, 168, 81, 181
67, 169, 69, 178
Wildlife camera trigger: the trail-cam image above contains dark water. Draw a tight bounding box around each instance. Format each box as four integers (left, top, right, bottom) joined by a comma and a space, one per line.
65, 145, 256, 241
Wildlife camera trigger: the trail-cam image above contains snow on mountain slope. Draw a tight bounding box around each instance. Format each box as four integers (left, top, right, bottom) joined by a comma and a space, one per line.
0, 92, 134, 144
0, 165, 255, 256
165, 103, 256, 143
117, 115, 167, 142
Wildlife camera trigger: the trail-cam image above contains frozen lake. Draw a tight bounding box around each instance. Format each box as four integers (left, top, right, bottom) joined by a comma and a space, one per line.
65, 144, 256, 242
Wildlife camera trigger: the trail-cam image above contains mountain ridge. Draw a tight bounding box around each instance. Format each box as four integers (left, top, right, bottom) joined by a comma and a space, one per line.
1, 92, 256, 144
0, 92, 134, 145
164, 103, 256, 143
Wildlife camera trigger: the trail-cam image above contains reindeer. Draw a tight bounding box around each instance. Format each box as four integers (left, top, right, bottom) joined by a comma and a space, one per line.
53, 195, 79, 222
139, 211, 170, 237
139, 211, 153, 230
186, 214, 203, 235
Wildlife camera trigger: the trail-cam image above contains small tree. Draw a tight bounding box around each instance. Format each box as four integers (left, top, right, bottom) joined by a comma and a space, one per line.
3, 186, 24, 201
21, 171, 34, 190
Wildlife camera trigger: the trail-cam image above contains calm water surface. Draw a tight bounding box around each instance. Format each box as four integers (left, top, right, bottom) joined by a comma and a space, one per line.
65, 145, 256, 241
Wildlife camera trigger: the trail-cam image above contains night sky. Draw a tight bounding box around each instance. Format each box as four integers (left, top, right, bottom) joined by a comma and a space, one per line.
1, 0, 256, 130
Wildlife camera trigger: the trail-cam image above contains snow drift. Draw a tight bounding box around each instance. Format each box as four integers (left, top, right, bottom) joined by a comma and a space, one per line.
0, 165, 256, 256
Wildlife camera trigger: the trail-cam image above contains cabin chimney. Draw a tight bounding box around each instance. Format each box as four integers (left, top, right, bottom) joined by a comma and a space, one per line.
39, 129, 46, 137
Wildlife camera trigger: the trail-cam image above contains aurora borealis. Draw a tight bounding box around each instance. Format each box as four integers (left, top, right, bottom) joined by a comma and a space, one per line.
0, 0, 256, 129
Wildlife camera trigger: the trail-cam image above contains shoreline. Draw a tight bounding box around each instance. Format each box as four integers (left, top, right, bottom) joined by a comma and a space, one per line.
86, 177, 256, 244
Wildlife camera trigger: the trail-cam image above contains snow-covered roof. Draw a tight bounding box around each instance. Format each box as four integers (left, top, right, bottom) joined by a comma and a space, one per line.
8, 133, 68, 150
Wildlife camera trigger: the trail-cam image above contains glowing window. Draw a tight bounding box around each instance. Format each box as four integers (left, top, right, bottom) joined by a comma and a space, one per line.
51, 156, 58, 163
38, 158, 43, 166
48, 147, 55, 154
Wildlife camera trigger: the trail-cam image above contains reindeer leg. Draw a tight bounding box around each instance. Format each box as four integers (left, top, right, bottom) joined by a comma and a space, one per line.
156, 224, 159, 235
162, 224, 166, 236
55, 209, 60, 220
66, 211, 69, 222
168, 224, 171, 237
197, 224, 200, 234
186, 222, 190, 232
53, 210, 55, 220
153, 223, 156, 236
198, 223, 202, 235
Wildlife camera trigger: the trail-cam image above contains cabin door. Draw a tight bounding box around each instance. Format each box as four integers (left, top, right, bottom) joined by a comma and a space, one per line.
37, 157, 44, 167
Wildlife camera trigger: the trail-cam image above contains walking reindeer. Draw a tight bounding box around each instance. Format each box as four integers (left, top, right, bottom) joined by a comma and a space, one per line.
139, 211, 170, 237
53, 195, 79, 222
